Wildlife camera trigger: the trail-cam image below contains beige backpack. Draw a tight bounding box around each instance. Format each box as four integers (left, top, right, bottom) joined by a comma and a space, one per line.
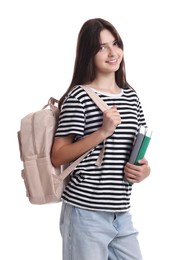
17, 86, 108, 204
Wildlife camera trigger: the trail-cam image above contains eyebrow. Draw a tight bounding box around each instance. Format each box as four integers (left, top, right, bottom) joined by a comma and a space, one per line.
100, 40, 117, 46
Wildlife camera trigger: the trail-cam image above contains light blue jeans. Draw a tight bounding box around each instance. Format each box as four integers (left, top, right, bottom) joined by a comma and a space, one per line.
60, 202, 143, 260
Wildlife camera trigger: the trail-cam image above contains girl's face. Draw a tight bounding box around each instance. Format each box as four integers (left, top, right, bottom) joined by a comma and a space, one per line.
94, 29, 123, 75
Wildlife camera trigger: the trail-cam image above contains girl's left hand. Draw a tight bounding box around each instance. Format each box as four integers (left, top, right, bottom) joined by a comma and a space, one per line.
124, 158, 151, 183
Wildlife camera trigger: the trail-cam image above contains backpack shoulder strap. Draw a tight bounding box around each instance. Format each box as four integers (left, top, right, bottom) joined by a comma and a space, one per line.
60, 85, 110, 179
59, 150, 90, 180
81, 85, 110, 111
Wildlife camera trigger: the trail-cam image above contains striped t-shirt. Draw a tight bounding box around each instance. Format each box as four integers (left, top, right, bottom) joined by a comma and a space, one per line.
55, 85, 146, 212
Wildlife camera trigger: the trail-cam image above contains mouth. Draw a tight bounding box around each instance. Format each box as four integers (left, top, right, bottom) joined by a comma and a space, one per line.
106, 59, 117, 64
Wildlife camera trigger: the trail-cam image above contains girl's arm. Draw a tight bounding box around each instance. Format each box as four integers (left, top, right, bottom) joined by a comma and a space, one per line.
51, 105, 121, 167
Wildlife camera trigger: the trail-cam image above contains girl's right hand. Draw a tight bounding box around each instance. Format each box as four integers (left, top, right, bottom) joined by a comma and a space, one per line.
100, 105, 121, 138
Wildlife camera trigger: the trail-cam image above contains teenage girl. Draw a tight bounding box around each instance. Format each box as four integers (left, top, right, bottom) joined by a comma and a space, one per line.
51, 18, 150, 260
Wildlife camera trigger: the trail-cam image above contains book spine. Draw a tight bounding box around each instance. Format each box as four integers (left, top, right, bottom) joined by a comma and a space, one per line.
134, 134, 151, 165
129, 128, 152, 185
129, 133, 145, 164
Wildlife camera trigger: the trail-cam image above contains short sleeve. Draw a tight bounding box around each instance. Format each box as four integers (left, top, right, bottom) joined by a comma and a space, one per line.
137, 97, 147, 127
55, 95, 85, 137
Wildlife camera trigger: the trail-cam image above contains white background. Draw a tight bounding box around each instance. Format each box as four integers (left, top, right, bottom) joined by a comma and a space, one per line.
0, 0, 170, 259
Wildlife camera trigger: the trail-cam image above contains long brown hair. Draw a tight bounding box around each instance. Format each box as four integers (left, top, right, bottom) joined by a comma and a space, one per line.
59, 18, 131, 109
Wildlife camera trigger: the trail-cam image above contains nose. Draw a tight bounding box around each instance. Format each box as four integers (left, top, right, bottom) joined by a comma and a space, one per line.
108, 45, 116, 56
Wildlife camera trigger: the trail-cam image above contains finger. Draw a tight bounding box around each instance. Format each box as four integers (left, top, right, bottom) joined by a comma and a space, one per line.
126, 162, 139, 171
138, 158, 148, 165
126, 172, 140, 183
111, 105, 117, 111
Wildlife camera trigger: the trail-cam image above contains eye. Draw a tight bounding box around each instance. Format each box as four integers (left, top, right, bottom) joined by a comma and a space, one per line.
113, 40, 119, 46
99, 45, 107, 52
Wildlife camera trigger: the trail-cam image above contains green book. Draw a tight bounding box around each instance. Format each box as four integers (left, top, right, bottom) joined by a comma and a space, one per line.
129, 125, 147, 164
128, 127, 152, 185
134, 128, 152, 165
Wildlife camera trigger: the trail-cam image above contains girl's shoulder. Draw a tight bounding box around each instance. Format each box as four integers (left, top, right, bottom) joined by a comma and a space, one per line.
68, 85, 85, 96
123, 86, 136, 94
62, 85, 88, 108
66, 85, 89, 102
122, 87, 140, 99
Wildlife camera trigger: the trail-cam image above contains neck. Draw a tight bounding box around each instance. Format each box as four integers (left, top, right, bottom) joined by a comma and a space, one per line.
89, 78, 120, 94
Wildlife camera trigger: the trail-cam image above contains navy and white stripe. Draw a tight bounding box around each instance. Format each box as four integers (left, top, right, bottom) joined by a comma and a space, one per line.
55, 85, 146, 212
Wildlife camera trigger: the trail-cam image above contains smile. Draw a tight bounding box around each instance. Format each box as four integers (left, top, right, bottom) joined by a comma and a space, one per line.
106, 59, 117, 64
